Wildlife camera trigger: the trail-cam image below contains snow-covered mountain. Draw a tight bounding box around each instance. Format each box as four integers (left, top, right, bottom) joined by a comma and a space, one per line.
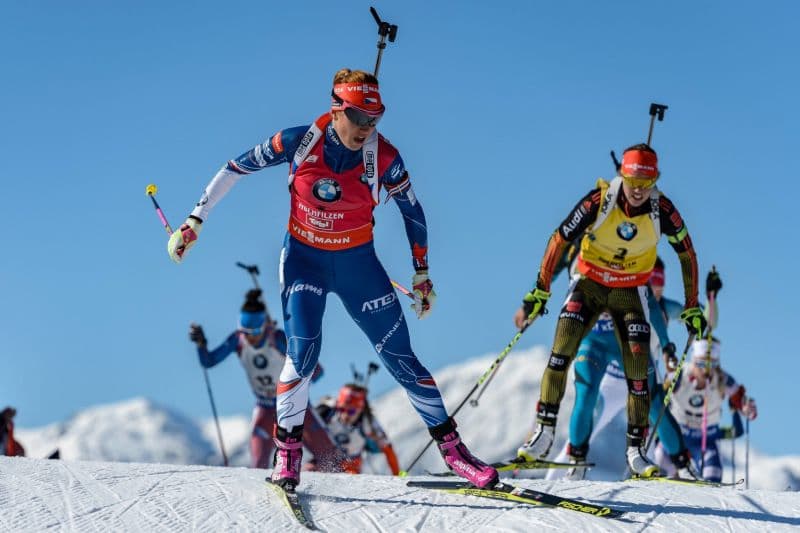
15, 348, 800, 492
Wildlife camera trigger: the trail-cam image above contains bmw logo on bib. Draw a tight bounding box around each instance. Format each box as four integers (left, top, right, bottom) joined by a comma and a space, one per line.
616, 221, 638, 241
313, 178, 342, 202
689, 394, 704, 408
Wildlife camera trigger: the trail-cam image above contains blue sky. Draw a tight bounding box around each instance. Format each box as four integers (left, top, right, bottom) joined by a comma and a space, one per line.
1, 1, 797, 457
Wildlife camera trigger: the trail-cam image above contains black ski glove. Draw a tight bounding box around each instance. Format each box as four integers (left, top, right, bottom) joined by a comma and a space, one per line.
680, 307, 707, 338
189, 323, 207, 347
706, 268, 722, 298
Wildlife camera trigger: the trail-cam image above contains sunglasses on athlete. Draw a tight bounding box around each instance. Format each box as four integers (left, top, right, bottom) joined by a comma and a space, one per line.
331, 92, 384, 128
693, 358, 720, 370
620, 173, 659, 190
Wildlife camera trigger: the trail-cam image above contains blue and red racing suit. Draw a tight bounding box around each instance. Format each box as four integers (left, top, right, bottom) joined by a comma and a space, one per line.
191, 115, 448, 433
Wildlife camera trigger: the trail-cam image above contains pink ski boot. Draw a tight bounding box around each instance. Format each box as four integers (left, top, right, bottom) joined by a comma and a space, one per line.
270, 426, 304, 490
431, 419, 498, 488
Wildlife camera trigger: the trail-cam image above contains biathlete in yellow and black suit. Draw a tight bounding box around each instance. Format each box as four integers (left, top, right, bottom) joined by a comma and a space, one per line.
513, 143, 707, 477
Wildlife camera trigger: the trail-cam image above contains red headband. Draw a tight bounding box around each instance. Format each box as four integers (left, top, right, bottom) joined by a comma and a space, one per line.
337, 386, 367, 410
332, 83, 384, 114
621, 149, 659, 179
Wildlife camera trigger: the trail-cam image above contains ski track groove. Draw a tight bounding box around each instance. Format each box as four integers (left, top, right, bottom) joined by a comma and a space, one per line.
359, 507, 388, 533
632, 480, 672, 532
312, 481, 405, 522
58, 460, 140, 532
112, 468, 179, 531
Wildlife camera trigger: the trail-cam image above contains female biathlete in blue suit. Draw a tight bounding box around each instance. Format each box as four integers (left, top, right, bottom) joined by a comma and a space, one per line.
167, 68, 497, 490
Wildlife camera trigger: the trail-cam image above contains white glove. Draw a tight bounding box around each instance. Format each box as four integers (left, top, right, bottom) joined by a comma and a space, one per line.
167, 217, 202, 264
412, 271, 436, 319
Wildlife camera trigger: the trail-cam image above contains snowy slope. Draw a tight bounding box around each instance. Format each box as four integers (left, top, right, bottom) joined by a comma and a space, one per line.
15, 349, 800, 491
1, 456, 799, 532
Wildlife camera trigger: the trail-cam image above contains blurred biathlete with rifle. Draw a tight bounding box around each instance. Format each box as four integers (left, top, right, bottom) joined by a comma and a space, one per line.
309, 376, 400, 476
513, 140, 706, 478
168, 68, 497, 490
189, 289, 344, 470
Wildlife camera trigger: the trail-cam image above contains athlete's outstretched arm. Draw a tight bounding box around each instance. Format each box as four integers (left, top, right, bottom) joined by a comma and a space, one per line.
384, 156, 429, 270
659, 195, 699, 308
198, 332, 239, 368
190, 126, 308, 222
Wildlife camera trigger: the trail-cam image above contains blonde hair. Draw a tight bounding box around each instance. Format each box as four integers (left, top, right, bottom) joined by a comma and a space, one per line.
333, 68, 379, 86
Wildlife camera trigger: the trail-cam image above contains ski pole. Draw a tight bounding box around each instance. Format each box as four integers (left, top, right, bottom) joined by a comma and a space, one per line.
369, 7, 398, 78
469, 359, 502, 408
402, 317, 539, 474
646, 103, 668, 146
700, 311, 714, 473
236, 262, 261, 289
644, 332, 696, 454
646, 285, 713, 454
700, 279, 717, 472
471, 321, 531, 407
390, 279, 415, 300
145, 183, 173, 235
701, 394, 708, 473
202, 367, 229, 466
731, 414, 737, 484
745, 405, 750, 489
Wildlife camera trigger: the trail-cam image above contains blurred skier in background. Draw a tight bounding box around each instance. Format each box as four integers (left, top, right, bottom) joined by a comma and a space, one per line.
0, 407, 25, 457
189, 289, 343, 470
307, 383, 400, 476
657, 337, 757, 482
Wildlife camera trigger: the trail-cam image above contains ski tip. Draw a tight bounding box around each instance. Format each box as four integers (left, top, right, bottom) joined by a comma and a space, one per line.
266, 478, 298, 493
145, 183, 158, 196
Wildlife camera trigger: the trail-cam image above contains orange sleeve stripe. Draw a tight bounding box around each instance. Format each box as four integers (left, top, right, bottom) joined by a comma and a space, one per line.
538, 232, 567, 290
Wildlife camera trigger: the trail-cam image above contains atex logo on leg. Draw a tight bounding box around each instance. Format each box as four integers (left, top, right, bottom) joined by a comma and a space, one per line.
362, 292, 396, 313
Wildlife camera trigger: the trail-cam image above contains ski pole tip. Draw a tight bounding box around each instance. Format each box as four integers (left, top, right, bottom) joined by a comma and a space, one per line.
146, 184, 158, 196
398, 470, 408, 477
